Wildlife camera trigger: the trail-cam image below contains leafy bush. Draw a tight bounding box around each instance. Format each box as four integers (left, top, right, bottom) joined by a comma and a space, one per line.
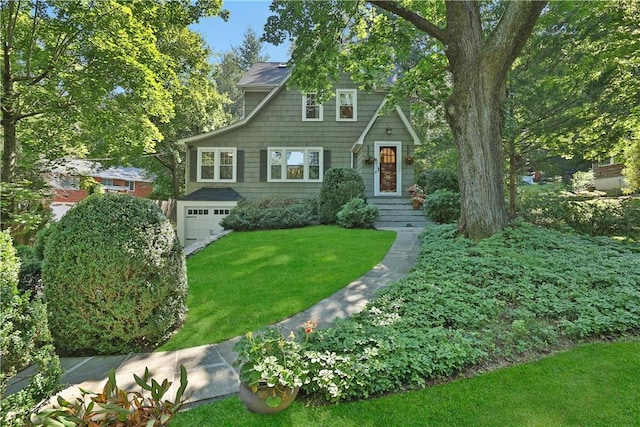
303, 221, 640, 402
15, 225, 55, 296
423, 189, 460, 224
43, 193, 187, 355
518, 190, 640, 240
35, 365, 190, 426
220, 197, 318, 231
318, 168, 366, 224
336, 198, 379, 229
571, 170, 595, 192
417, 168, 459, 195
1, 231, 62, 427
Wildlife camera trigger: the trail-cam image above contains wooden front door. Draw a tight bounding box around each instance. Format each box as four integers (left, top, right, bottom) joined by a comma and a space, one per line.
379, 146, 397, 192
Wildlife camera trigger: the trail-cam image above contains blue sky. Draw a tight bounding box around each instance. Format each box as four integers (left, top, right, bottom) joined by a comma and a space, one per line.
191, 1, 290, 62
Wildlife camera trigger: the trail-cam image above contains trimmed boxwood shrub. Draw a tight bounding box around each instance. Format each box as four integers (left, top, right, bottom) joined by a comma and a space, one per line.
1, 231, 62, 426
42, 193, 187, 355
417, 168, 459, 194
337, 198, 379, 229
220, 197, 318, 231
424, 189, 461, 224
319, 168, 366, 224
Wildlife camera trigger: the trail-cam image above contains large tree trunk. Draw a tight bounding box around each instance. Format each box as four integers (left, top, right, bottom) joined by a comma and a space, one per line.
440, 0, 546, 239
1, 0, 17, 185
445, 70, 509, 239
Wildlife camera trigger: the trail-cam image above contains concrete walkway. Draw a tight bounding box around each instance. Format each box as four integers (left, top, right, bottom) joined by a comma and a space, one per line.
7, 227, 423, 408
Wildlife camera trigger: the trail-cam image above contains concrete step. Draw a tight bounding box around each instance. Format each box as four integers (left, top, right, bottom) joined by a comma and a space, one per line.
368, 197, 433, 228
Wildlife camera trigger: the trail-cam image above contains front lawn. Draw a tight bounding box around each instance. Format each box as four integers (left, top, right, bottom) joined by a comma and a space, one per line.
170, 220, 640, 424
171, 341, 640, 426
160, 226, 396, 350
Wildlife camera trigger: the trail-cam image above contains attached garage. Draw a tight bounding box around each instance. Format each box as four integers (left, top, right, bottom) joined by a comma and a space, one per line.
177, 188, 242, 246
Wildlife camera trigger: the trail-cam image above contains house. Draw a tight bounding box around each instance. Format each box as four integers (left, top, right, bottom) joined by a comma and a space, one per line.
177, 62, 421, 245
48, 159, 154, 220
593, 157, 626, 191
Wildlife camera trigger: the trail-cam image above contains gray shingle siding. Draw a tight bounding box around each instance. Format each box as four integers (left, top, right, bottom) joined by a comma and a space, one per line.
185, 70, 417, 200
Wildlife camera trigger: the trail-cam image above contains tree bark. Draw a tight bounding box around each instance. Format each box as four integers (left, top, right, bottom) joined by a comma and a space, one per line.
445, 68, 509, 239
1, 0, 17, 185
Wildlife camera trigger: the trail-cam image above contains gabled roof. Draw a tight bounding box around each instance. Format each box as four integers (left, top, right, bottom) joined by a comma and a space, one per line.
237, 62, 290, 90
352, 97, 421, 153
179, 187, 243, 202
180, 68, 291, 145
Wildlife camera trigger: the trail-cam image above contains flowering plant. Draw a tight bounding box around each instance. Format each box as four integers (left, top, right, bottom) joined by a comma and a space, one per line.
406, 184, 425, 204
233, 321, 317, 407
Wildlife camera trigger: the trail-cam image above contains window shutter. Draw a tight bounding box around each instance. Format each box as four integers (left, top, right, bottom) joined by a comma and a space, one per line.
259, 149, 267, 182
237, 150, 244, 182
323, 150, 331, 172
189, 149, 198, 182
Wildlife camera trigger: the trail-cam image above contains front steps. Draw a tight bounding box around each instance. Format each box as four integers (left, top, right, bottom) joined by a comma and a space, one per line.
368, 197, 433, 228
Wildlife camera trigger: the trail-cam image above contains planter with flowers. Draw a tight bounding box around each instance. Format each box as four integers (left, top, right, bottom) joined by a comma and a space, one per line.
233, 321, 317, 414
406, 184, 425, 209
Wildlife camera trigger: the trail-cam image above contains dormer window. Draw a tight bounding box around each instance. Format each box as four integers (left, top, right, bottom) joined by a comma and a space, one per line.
336, 89, 357, 121
303, 93, 323, 121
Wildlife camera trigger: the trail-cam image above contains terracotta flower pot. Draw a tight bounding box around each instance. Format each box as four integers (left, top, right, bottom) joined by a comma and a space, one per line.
239, 382, 299, 414
412, 200, 422, 210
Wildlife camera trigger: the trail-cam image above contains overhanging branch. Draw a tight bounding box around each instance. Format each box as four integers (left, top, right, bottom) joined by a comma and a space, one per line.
367, 1, 448, 43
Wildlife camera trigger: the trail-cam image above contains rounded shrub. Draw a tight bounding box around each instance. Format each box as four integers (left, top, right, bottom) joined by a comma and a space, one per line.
424, 189, 461, 224
42, 193, 187, 355
319, 168, 366, 224
417, 168, 459, 195
337, 198, 379, 229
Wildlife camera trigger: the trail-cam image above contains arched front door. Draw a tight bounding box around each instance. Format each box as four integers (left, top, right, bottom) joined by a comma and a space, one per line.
374, 142, 401, 196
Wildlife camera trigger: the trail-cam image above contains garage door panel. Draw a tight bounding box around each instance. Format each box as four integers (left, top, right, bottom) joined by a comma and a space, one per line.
185, 207, 230, 243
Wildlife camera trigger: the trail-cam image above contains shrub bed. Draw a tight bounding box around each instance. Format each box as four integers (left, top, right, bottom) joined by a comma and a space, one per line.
1, 231, 62, 426
303, 221, 640, 402
518, 190, 640, 240
220, 197, 318, 231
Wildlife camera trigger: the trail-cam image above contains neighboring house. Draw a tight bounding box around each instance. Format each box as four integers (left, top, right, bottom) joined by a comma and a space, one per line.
593, 157, 626, 191
48, 159, 154, 220
177, 62, 421, 245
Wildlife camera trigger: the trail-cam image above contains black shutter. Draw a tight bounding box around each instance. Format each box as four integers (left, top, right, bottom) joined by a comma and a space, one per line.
189, 149, 198, 182
323, 150, 331, 172
259, 149, 267, 182
237, 150, 244, 182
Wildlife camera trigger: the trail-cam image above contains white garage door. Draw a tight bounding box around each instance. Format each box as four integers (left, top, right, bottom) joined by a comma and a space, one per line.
184, 207, 231, 244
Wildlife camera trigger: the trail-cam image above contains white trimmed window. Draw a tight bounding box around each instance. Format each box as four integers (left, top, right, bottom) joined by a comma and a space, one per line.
197, 147, 237, 182
336, 89, 357, 121
302, 93, 323, 121
268, 148, 322, 182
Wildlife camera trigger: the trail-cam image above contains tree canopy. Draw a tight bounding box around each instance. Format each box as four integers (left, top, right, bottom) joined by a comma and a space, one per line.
1, 0, 227, 236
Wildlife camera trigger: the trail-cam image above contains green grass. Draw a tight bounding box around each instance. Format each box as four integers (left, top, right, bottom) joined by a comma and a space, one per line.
159, 226, 396, 350
171, 341, 640, 426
